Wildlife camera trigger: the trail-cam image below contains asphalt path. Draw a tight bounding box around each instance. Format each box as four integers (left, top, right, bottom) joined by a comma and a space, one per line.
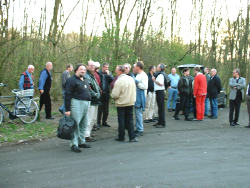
0, 107, 249, 188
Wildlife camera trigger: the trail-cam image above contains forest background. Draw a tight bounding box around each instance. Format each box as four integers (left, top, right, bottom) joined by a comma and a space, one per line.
0, 0, 249, 99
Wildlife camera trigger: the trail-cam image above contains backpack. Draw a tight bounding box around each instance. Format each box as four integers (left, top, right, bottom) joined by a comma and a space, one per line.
156, 72, 171, 89
57, 116, 76, 140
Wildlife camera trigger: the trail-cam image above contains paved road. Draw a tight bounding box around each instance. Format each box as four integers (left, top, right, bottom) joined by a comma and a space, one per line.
0, 108, 250, 188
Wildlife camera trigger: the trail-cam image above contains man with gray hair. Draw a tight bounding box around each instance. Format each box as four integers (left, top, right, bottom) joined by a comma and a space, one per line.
229, 68, 246, 126
207, 68, 221, 119
19, 65, 35, 90
38, 62, 54, 120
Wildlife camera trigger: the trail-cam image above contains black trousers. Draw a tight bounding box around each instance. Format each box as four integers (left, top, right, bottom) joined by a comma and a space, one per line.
193, 97, 196, 118
175, 95, 190, 119
229, 98, 242, 123
97, 98, 110, 125
117, 106, 135, 140
156, 90, 165, 126
40, 92, 51, 118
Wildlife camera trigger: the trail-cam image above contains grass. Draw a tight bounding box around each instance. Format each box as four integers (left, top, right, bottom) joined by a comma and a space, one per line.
0, 121, 57, 144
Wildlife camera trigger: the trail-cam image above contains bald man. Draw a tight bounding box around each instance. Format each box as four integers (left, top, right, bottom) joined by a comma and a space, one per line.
38, 62, 54, 120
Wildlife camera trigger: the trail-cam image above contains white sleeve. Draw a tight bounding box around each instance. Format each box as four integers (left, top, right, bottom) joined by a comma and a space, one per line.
157, 74, 164, 85
137, 73, 148, 90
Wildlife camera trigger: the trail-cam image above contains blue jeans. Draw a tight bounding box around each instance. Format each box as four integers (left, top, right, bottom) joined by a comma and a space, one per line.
167, 88, 178, 110
209, 98, 218, 118
205, 97, 210, 116
135, 107, 143, 132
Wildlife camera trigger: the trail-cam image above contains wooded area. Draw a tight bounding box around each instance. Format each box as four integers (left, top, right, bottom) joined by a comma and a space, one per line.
0, 0, 249, 99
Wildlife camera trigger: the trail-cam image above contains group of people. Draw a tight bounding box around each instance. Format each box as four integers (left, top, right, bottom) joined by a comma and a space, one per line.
19, 61, 250, 153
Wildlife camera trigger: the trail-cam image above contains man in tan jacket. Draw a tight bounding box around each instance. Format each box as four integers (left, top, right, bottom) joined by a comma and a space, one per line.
111, 65, 138, 142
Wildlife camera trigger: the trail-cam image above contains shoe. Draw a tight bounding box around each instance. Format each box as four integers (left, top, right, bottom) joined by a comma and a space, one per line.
185, 118, 192, 121
168, 109, 172, 112
209, 116, 217, 119
103, 123, 111, 127
58, 108, 64, 115
92, 127, 98, 131
230, 122, 235, 126
96, 124, 101, 130
245, 125, 250, 128
153, 123, 159, 127
115, 138, 125, 142
208, 115, 213, 118
46, 117, 54, 120
144, 120, 151, 123
173, 116, 180, 120
172, 109, 175, 112
149, 119, 156, 122
135, 131, 143, 137
234, 122, 240, 126
79, 143, 91, 148
85, 137, 96, 142
153, 117, 158, 120
71, 145, 81, 153
156, 125, 165, 128
129, 138, 138, 142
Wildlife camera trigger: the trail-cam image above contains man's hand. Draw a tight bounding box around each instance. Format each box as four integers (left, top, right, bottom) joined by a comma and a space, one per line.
152, 77, 156, 82
65, 111, 71, 116
105, 70, 109, 75
40, 90, 44, 94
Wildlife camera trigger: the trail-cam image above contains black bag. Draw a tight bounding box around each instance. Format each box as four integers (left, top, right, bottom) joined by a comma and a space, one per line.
57, 116, 76, 140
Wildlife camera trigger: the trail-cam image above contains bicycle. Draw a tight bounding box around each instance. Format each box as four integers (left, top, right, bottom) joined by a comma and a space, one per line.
0, 83, 39, 124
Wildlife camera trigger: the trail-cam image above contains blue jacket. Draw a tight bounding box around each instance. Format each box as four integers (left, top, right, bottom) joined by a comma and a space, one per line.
132, 74, 146, 110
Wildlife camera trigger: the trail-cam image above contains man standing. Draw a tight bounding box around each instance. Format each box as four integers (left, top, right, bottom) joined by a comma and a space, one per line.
152, 64, 166, 128
133, 61, 148, 136
111, 65, 137, 142
229, 69, 246, 126
144, 65, 156, 123
85, 61, 101, 142
167, 67, 180, 112
19, 65, 35, 90
174, 68, 192, 121
38, 62, 53, 120
65, 64, 91, 153
207, 68, 221, 119
59, 64, 73, 114
204, 67, 211, 116
97, 62, 114, 128
193, 67, 207, 121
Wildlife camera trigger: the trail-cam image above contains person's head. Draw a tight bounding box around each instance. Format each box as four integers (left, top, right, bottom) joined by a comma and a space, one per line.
210, 68, 217, 77
87, 60, 95, 73
102, 62, 109, 72
171, 67, 177, 75
27, 65, 34, 74
66, 64, 73, 72
94, 61, 100, 71
149, 65, 156, 73
233, 68, 240, 78
183, 68, 190, 76
134, 61, 144, 74
194, 67, 200, 75
46, 62, 53, 71
157, 64, 165, 72
74, 64, 87, 78
204, 67, 210, 74
124, 63, 131, 74
115, 65, 125, 76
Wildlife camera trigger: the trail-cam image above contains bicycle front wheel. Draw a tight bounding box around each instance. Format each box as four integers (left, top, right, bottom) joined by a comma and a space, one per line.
0, 106, 4, 124
17, 99, 39, 124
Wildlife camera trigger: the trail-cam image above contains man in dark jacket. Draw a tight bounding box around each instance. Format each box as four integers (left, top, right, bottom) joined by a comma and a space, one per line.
174, 68, 192, 121
97, 62, 114, 128
207, 68, 221, 119
38, 62, 53, 120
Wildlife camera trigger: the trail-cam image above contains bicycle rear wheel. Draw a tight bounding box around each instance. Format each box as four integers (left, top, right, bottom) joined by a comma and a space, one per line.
0, 106, 4, 124
17, 99, 39, 124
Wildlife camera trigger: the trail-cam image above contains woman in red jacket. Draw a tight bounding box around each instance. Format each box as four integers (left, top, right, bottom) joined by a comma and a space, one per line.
193, 67, 207, 121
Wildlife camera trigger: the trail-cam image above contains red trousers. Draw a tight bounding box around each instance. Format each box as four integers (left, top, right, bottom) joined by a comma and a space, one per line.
196, 95, 206, 120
